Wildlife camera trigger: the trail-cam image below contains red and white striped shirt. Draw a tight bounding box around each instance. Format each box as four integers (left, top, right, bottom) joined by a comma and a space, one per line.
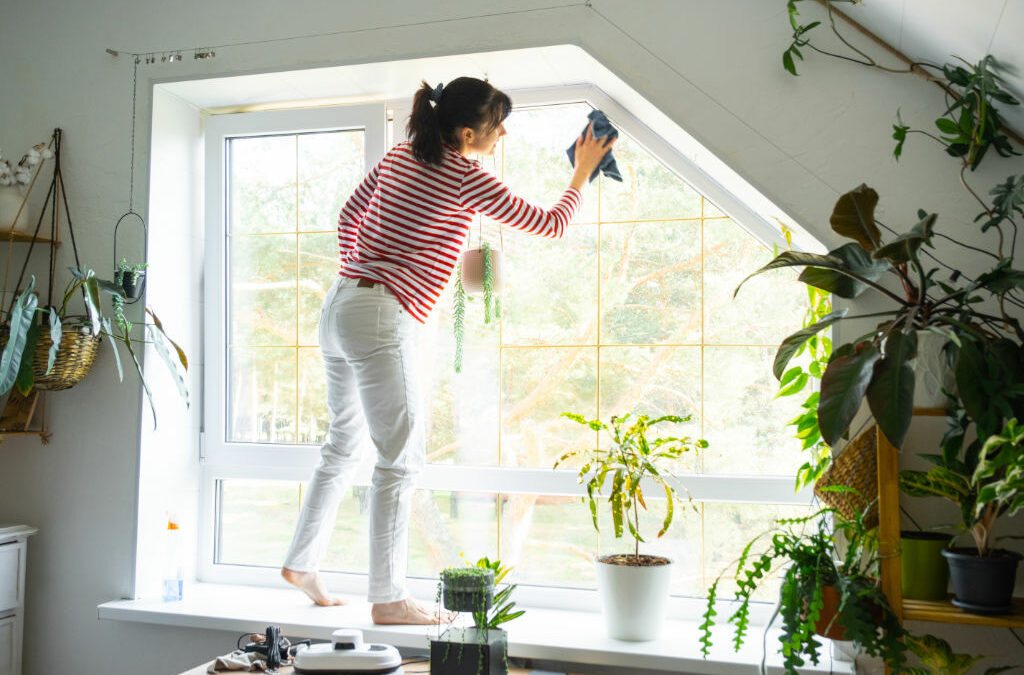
336, 141, 582, 322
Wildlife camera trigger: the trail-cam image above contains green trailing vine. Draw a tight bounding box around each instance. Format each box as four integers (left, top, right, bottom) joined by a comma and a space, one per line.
452, 265, 467, 373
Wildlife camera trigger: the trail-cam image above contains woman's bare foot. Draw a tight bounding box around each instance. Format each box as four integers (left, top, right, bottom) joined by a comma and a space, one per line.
281, 567, 346, 607
371, 597, 456, 625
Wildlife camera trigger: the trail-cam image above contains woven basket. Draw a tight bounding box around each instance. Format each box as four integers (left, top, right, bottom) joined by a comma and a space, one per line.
814, 425, 878, 529
31, 322, 101, 390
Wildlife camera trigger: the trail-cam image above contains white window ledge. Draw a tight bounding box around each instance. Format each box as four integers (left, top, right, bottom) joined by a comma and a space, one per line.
98, 583, 852, 674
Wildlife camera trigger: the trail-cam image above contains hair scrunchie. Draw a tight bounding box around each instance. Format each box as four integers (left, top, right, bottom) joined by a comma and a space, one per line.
429, 82, 444, 104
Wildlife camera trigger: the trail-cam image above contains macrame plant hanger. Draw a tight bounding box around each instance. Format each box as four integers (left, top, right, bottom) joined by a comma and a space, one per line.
112, 55, 148, 305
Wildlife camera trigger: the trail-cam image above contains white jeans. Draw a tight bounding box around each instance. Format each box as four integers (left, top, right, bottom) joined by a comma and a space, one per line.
283, 276, 424, 603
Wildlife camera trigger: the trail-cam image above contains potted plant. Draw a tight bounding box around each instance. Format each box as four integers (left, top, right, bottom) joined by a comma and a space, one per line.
452, 241, 500, 373
0, 267, 188, 426
904, 633, 1015, 675
114, 257, 147, 300
699, 501, 907, 674
556, 411, 707, 641
431, 557, 524, 675
736, 181, 1024, 450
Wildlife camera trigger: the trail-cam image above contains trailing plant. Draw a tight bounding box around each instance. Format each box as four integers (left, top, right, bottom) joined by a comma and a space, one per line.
904, 633, 1015, 675
737, 182, 1024, 450
114, 257, 148, 286
470, 557, 524, 631
700, 499, 907, 674
557, 412, 707, 563
451, 243, 500, 373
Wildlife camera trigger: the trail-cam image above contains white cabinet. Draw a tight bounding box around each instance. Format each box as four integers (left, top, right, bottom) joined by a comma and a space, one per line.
0, 526, 35, 675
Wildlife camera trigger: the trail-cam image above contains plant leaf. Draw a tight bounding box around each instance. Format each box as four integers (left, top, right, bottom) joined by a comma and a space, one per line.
798, 243, 890, 298
872, 213, 936, 265
0, 279, 38, 395
46, 308, 61, 374
830, 184, 881, 251
15, 318, 40, 395
772, 309, 848, 380
818, 343, 881, 446
866, 330, 917, 448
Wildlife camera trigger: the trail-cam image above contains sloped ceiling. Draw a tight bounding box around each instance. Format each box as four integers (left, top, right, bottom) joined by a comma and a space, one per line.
845, 0, 1024, 135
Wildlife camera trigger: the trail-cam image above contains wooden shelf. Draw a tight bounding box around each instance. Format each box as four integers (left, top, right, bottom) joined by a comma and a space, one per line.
902, 596, 1024, 628
0, 229, 59, 244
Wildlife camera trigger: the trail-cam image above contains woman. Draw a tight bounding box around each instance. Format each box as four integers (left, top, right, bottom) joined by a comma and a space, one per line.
281, 77, 615, 624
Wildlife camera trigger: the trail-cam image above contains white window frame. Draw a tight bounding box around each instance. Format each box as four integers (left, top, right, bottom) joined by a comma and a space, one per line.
196, 88, 814, 612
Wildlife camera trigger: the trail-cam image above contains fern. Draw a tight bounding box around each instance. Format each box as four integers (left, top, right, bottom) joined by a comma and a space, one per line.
482, 241, 494, 324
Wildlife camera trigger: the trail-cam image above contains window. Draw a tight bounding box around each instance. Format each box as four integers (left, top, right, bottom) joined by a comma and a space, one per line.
200, 91, 813, 605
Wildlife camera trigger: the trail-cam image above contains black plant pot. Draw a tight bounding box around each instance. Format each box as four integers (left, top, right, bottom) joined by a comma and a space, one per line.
430, 627, 507, 675
942, 547, 1021, 614
120, 271, 145, 300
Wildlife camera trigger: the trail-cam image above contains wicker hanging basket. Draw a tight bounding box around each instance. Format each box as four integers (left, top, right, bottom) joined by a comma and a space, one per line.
31, 321, 102, 391
814, 425, 879, 529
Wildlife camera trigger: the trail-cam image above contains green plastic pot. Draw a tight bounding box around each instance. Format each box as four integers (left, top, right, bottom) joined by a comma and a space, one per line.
901, 531, 951, 601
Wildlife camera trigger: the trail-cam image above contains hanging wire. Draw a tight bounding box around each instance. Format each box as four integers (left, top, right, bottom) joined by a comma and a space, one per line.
129, 55, 138, 213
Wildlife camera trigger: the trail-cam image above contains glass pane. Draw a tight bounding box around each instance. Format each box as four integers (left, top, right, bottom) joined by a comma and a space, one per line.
502, 103, 599, 224
599, 221, 701, 345
501, 224, 598, 346
700, 346, 804, 476
298, 130, 365, 233
228, 347, 297, 443
321, 485, 370, 574
703, 218, 805, 345
229, 135, 296, 235
599, 133, 702, 222
408, 491, 498, 577
298, 347, 327, 445
230, 234, 297, 347
299, 232, 338, 346
499, 493, 597, 589
501, 347, 597, 468
218, 479, 300, 566
598, 346, 702, 474
703, 502, 815, 600
596, 497, 704, 597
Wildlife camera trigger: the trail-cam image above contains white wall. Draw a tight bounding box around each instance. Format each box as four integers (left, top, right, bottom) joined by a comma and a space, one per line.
0, 1, 1021, 674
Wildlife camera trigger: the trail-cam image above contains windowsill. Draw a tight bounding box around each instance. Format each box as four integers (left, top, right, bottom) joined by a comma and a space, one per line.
98, 583, 853, 674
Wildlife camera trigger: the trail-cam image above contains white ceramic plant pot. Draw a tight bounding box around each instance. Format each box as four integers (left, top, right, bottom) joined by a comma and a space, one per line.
0, 185, 30, 233
912, 330, 956, 408
595, 555, 673, 641
460, 247, 503, 296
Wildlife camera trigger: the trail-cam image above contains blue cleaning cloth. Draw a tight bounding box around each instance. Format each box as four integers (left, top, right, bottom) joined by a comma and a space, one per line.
566, 109, 622, 183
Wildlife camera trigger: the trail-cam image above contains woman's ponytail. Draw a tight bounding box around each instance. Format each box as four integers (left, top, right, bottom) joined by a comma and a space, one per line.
408, 81, 444, 165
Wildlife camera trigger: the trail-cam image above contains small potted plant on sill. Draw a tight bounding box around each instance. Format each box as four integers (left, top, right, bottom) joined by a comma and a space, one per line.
557, 411, 707, 641
431, 557, 524, 675
699, 499, 907, 674
114, 257, 147, 300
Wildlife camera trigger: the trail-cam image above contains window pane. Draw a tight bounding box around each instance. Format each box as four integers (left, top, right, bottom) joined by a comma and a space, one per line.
228, 347, 297, 443
502, 103, 599, 224
298, 232, 338, 347
598, 345, 702, 473
499, 493, 597, 589
230, 234, 298, 347
298, 130, 365, 233
218, 479, 301, 566
700, 346, 803, 476
703, 218, 805, 345
501, 224, 598, 347
501, 347, 597, 468
229, 135, 296, 235
408, 491, 498, 577
599, 133, 702, 222
298, 347, 327, 445
599, 220, 701, 345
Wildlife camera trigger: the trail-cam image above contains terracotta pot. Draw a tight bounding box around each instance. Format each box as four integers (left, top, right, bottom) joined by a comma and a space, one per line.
460, 247, 502, 296
812, 584, 882, 641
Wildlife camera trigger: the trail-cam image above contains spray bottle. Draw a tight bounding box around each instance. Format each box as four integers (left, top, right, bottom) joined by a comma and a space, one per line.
162, 513, 184, 601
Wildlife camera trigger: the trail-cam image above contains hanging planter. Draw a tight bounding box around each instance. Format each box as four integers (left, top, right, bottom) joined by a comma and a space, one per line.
30, 318, 102, 391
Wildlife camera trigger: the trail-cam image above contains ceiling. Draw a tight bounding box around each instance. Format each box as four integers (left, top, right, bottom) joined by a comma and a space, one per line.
845, 0, 1024, 135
